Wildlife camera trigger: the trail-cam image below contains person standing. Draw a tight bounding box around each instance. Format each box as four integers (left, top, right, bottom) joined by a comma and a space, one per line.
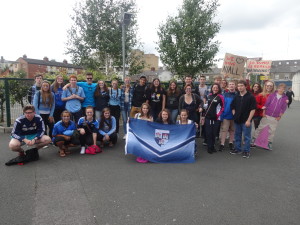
28, 74, 43, 104
286, 88, 295, 108
251, 81, 275, 132
130, 76, 148, 118
166, 81, 181, 124
51, 75, 66, 123
94, 80, 110, 120
252, 83, 288, 150
147, 78, 166, 121
219, 81, 236, 151
61, 75, 85, 124
181, 75, 196, 95
251, 83, 263, 129
33, 81, 55, 138
179, 84, 203, 123
195, 75, 209, 137
120, 77, 133, 139
230, 80, 256, 158
108, 80, 121, 134
201, 83, 224, 154
77, 72, 97, 111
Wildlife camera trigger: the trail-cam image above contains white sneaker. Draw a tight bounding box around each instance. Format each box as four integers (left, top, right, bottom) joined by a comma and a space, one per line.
43, 145, 49, 149
123, 135, 126, 140
80, 147, 85, 154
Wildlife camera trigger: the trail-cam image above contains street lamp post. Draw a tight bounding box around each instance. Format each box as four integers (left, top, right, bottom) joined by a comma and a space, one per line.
121, 12, 132, 81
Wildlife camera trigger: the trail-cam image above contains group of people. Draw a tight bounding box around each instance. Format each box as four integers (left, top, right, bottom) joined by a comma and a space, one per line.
5, 72, 291, 165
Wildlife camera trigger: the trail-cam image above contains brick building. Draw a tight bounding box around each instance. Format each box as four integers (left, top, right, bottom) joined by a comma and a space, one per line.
14, 55, 83, 78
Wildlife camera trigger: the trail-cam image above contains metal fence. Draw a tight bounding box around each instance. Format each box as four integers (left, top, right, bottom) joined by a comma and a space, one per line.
0, 77, 181, 127
0, 78, 34, 127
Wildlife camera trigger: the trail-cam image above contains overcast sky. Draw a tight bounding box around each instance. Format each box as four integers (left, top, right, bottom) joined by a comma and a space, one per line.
1, 0, 300, 66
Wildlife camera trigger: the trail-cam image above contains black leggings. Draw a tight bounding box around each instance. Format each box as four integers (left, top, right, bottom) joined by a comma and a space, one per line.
97, 132, 118, 145
109, 105, 120, 133
79, 132, 95, 146
53, 135, 80, 146
40, 114, 54, 138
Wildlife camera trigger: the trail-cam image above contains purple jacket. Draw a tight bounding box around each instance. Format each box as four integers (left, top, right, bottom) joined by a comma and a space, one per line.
265, 91, 288, 117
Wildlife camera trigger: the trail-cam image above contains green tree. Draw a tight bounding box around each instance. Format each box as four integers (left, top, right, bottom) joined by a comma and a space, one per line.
8, 70, 31, 107
66, 0, 139, 76
128, 50, 146, 76
157, 0, 221, 80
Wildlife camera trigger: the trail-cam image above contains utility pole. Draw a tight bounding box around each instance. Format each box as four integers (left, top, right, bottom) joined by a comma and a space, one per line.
121, 12, 132, 81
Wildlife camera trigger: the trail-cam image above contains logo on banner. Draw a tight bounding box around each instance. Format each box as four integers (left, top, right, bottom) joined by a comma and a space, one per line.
154, 129, 170, 146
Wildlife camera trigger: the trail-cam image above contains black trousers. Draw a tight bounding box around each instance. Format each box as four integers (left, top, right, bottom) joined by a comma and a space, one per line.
53, 135, 80, 146
109, 105, 120, 133
79, 132, 94, 146
205, 118, 219, 151
40, 114, 54, 138
97, 132, 118, 144
53, 107, 65, 123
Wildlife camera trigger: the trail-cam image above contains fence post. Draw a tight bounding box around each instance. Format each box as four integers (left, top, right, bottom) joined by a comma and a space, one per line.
4, 78, 11, 127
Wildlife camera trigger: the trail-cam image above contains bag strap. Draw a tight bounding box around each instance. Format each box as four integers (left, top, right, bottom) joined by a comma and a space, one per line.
204, 95, 218, 117
37, 91, 41, 109
84, 119, 92, 133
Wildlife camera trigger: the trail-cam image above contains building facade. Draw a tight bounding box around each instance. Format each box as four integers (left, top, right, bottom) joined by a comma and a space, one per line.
14, 55, 83, 78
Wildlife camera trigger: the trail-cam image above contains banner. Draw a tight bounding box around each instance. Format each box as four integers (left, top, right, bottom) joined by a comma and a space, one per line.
221, 53, 247, 79
125, 119, 196, 163
246, 60, 272, 75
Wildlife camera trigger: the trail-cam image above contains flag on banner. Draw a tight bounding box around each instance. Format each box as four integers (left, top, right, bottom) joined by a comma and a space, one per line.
125, 118, 196, 163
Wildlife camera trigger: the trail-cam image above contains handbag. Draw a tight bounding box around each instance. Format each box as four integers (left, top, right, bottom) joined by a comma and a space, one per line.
85, 145, 102, 154
85, 146, 96, 155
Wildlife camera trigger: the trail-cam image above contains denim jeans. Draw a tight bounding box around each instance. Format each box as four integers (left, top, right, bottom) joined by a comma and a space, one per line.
168, 109, 178, 124
121, 102, 130, 134
234, 122, 252, 152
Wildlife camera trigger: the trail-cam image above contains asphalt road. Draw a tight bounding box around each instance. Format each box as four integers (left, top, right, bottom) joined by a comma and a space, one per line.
1, 102, 299, 225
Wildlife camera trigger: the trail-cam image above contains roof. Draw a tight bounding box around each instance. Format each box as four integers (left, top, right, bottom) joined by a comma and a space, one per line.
270, 65, 300, 73
20, 57, 83, 69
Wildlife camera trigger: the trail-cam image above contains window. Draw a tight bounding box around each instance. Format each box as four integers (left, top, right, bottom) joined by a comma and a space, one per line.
278, 62, 281, 65
294, 61, 297, 64
275, 75, 279, 80
286, 62, 289, 65
284, 74, 289, 80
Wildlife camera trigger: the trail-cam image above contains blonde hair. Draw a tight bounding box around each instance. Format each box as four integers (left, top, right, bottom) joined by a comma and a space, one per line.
261, 81, 275, 97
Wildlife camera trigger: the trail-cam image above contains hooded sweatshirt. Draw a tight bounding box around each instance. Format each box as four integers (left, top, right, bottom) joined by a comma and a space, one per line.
264, 91, 288, 117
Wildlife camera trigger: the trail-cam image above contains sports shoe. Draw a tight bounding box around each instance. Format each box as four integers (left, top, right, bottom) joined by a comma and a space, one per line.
42, 145, 49, 149
219, 145, 224, 152
230, 150, 242, 155
229, 143, 234, 151
203, 142, 207, 146
123, 135, 126, 140
80, 147, 85, 154
242, 152, 250, 158
268, 142, 273, 150
136, 157, 148, 163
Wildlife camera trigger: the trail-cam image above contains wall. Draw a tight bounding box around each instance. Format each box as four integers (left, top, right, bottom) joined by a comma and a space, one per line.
292, 72, 300, 101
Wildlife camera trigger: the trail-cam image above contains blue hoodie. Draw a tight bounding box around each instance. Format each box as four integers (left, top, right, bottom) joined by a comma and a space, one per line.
220, 91, 237, 120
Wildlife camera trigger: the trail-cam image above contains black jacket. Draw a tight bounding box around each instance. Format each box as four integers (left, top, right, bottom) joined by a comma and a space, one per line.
231, 91, 256, 124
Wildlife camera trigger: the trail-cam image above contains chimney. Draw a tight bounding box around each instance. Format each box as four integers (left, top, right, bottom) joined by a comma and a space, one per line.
1, 56, 4, 63
63, 59, 68, 64
43, 56, 49, 62
23, 54, 27, 59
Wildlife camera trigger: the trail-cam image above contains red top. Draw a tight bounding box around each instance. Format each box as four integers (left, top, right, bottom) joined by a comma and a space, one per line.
254, 93, 270, 117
